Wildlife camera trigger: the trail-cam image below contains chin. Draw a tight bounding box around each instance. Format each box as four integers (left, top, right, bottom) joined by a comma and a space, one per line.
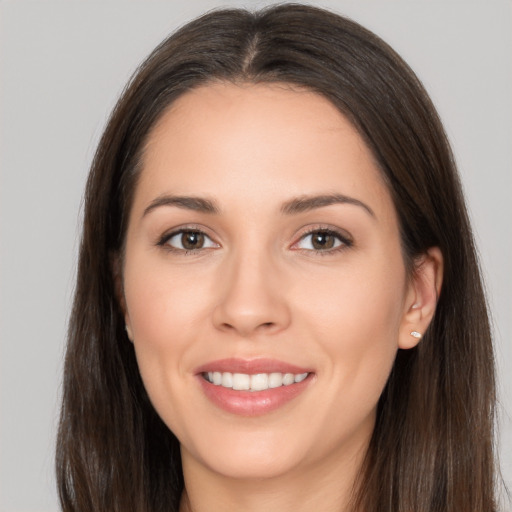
182, 426, 311, 480
204, 450, 304, 481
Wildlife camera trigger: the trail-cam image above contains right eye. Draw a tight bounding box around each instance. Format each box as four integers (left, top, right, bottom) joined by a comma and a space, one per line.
164, 230, 218, 252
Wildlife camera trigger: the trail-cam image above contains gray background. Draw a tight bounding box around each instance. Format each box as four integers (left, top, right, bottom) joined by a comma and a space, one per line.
1, 1, 510, 510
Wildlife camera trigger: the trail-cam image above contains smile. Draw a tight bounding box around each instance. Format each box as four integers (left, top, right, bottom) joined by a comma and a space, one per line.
196, 358, 314, 416
203, 371, 309, 391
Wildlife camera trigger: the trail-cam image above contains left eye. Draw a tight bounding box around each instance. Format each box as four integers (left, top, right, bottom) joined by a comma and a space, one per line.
294, 230, 347, 251
165, 230, 218, 251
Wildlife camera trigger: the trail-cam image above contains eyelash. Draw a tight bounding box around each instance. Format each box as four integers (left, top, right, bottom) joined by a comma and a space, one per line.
157, 226, 218, 255
292, 227, 353, 255
157, 226, 353, 255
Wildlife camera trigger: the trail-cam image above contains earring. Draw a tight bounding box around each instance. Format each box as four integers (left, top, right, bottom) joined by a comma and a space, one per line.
125, 324, 134, 342
410, 331, 422, 339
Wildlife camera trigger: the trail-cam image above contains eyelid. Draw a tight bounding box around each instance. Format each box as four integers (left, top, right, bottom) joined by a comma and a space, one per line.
290, 225, 353, 252
155, 223, 352, 254
157, 225, 220, 251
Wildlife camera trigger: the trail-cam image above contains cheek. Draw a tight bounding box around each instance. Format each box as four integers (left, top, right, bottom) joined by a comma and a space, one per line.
122, 261, 215, 443
122, 253, 210, 398
294, 256, 405, 394
296, 253, 405, 336
124, 255, 208, 342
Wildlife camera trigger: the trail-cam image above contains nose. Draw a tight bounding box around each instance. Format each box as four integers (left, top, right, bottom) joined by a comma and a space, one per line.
212, 249, 291, 338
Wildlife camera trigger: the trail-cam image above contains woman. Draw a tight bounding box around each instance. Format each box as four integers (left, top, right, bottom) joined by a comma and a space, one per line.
56, 4, 498, 511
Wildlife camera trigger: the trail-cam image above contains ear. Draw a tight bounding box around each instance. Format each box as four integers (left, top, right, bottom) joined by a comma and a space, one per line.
398, 247, 443, 349
111, 252, 134, 342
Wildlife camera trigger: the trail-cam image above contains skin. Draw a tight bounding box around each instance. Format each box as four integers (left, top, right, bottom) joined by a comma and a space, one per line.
121, 82, 442, 512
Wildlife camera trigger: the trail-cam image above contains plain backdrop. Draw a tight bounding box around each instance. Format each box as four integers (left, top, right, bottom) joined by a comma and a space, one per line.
0, 1, 510, 510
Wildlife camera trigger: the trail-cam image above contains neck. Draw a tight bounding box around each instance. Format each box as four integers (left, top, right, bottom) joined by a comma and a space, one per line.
179, 441, 367, 512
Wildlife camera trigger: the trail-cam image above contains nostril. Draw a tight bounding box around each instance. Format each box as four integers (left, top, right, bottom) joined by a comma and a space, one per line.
218, 320, 277, 336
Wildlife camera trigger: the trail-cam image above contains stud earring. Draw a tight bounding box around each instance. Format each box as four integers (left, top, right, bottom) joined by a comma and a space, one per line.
125, 324, 134, 342
410, 331, 422, 339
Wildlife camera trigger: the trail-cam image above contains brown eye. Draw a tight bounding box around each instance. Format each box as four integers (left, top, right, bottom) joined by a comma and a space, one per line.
311, 232, 336, 250
294, 229, 350, 252
181, 231, 205, 250
164, 230, 218, 252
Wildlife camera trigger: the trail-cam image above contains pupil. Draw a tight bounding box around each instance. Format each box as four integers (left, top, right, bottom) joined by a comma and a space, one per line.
312, 232, 334, 250
182, 231, 204, 250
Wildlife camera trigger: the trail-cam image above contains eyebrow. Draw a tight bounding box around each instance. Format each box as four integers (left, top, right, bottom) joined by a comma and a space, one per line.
142, 192, 375, 219
280, 193, 375, 218
143, 195, 220, 217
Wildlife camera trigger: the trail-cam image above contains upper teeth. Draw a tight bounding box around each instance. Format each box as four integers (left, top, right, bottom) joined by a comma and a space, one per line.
205, 371, 308, 391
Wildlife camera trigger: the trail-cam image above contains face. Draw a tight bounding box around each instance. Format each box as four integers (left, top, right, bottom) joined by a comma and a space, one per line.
122, 82, 422, 482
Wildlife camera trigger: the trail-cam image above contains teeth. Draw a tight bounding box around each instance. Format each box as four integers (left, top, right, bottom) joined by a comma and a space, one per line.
294, 373, 307, 383
221, 372, 233, 388
232, 373, 250, 390
204, 371, 309, 391
250, 373, 268, 391
269, 372, 283, 388
282, 373, 295, 385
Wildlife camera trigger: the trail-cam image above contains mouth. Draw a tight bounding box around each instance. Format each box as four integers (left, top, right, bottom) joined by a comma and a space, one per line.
195, 358, 314, 416
202, 371, 309, 391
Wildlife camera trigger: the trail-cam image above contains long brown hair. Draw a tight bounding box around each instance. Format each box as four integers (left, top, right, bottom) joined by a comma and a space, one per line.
56, 4, 498, 511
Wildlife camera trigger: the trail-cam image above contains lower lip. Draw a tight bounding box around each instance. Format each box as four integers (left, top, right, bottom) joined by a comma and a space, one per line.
197, 374, 313, 416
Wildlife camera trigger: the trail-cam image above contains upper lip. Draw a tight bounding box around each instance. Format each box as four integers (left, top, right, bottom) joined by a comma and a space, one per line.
194, 358, 312, 375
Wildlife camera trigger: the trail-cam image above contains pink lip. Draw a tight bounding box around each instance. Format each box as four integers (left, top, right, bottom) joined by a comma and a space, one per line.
195, 358, 312, 375
195, 358, 314, 417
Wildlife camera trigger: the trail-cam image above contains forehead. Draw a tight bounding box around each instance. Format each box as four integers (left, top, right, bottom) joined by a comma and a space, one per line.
134, 82, 394, 220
